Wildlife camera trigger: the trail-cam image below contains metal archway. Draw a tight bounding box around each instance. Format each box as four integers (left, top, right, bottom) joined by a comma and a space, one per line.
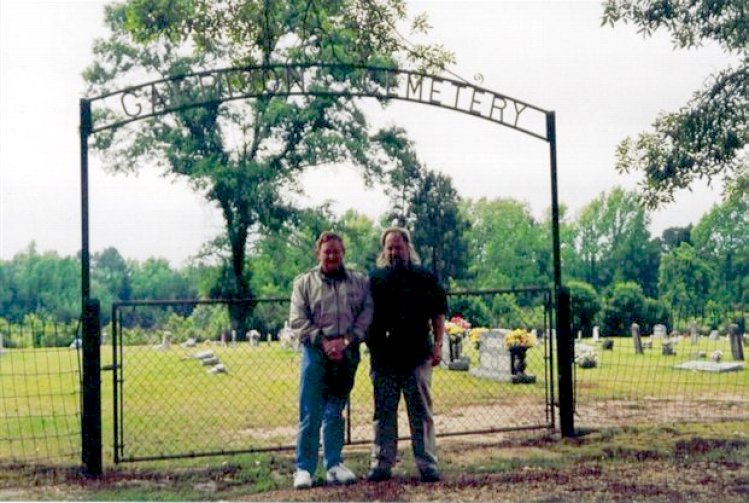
79, 62, 573, 474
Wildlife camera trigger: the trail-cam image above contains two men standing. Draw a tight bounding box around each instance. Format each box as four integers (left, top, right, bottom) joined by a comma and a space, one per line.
288, 227, 446, 488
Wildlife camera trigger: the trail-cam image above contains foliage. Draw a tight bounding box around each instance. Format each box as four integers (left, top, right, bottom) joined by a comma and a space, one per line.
570, 187, 659, 296
641, 296, 672, 335
0, 243, 80, 323
658, 242, 713, 315
567, 280, 601, 338
448, 295, 495, 329
84, 0, 454, 333
691, 192, 749, 306
602, 281, 647, 336
602, 0, 748, 207
375, 127, 469, 284
410, 169, 470, 284
658, 225, 692, 253
463, 198, 550, 289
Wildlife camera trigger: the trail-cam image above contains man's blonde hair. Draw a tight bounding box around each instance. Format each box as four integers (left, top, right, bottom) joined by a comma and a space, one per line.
376, 226, 421, 268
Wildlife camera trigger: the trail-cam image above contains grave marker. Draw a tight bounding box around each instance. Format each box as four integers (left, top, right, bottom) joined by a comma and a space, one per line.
631, 323, 643, 355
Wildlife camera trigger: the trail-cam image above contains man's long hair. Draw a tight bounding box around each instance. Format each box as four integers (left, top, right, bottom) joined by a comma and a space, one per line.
376, 227, 421, 268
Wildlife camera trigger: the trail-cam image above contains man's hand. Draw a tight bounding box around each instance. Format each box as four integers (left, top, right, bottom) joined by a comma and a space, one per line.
431, 342, 442, 367
322, 337, 348, 362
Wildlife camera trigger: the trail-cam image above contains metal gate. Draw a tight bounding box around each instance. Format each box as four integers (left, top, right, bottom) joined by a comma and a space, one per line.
111, 289, 554, 463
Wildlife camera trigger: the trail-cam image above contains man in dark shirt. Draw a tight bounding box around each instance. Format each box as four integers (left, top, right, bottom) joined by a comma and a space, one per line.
366, 227, 446, 483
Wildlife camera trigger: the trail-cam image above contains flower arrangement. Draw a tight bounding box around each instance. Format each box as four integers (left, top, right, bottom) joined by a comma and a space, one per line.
504, 328, 537, 349
575, 347, 598, 368
468, 327, 488, 346
445, 315, 471, 340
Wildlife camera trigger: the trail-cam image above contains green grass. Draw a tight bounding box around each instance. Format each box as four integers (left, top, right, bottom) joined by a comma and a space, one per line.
1, 337, 747, 464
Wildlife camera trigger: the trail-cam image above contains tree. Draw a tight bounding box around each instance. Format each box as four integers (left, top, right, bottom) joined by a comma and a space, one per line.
658, 242, 713, 318
602, 281, 647, 336
248, 205, 336, 297
463, 198, 549, 289
84, 0, 453, 332
336, 209, 381, 273
691, 191, 749, 306
0, 243, 80, 323
658, 225, 692, 253
567, 280, 601, 338
409, 169, 469, 284
572, 187, 659, 296
602, 0, 748, 206
373, 127, 424, 227
92, 246, 132, 303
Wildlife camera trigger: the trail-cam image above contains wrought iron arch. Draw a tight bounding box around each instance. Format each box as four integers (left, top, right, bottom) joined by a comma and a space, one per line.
78, 62, 574, 474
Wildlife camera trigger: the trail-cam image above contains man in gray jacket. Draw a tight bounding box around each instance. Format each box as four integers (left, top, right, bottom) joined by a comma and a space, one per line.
289, 231, 373, 489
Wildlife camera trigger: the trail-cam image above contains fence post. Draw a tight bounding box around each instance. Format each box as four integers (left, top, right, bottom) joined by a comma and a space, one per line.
82, 298, 102, 476
556, 286, 575, 437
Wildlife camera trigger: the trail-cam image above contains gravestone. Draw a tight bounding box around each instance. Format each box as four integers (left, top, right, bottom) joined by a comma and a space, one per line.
689, 322, 699, 345
653, 324, 667, 339
592, 326, 600, 342
674, 361, 743, 372
709, 330, 720, 341
631, 323, 643, 355
279, 322, 300, 351
577, 330, 582, 341
662, 339, 676, 356
247, 329, 261, 347
153, 331, 171, 351
469, 329, 512, 382
728, 324, 745, 361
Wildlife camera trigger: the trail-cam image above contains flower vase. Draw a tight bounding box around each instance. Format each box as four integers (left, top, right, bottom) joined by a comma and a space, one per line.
509, 346, 536, 384
509, 346, 527, 375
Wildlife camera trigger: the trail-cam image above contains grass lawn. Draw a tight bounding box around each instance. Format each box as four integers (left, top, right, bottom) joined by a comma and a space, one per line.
1, 335, 746, 464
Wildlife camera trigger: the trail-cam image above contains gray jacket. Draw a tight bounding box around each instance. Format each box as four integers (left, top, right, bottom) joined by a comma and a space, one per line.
289, 266, 373, 346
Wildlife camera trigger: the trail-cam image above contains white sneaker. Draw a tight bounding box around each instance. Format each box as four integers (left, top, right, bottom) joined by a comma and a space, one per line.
293, 469, 312, 489
326, 463, 356, 485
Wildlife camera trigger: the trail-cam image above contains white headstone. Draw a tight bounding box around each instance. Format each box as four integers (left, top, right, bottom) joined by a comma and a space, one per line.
153, 331, 171, 351
247, 329, 261, 347
689, 322, 699, 345
577, 330, 582, 340
469, 329, 512, 382
708, 330, 719, 341
592, 326, 600, 342
653, 324, 667, 338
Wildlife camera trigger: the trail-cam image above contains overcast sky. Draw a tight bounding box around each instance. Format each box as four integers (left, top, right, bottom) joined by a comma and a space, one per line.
0, 0, 738, 267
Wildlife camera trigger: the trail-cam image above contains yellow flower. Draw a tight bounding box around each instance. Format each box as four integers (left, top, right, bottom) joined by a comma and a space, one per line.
504, 328, 537, 349
468, 327, 488, 344
445, 315, 471, 339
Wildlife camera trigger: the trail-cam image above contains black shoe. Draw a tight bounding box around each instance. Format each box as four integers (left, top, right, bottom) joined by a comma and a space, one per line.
367, 467, 392, 482
420, 469, 440, 483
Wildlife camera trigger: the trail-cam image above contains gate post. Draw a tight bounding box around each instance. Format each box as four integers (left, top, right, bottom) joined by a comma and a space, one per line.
556, 286, 575, 437
82, 298, 102, 475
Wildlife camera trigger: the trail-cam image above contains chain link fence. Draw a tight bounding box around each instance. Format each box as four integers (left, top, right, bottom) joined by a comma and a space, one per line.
573, 310, 749, 428
2, 294, 746, 466
111, 288, 554, 462
0, 318, 82, 464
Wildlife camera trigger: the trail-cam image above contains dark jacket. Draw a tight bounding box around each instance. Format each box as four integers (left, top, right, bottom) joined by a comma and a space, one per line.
367, 264, 447, 370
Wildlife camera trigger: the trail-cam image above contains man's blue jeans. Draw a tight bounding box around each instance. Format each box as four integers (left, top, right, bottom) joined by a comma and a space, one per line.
296, 343, 349, 474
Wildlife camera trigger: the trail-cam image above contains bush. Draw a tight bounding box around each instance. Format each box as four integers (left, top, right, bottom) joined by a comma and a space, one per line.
568, 280, 601, 338
603, 282, 646, 336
